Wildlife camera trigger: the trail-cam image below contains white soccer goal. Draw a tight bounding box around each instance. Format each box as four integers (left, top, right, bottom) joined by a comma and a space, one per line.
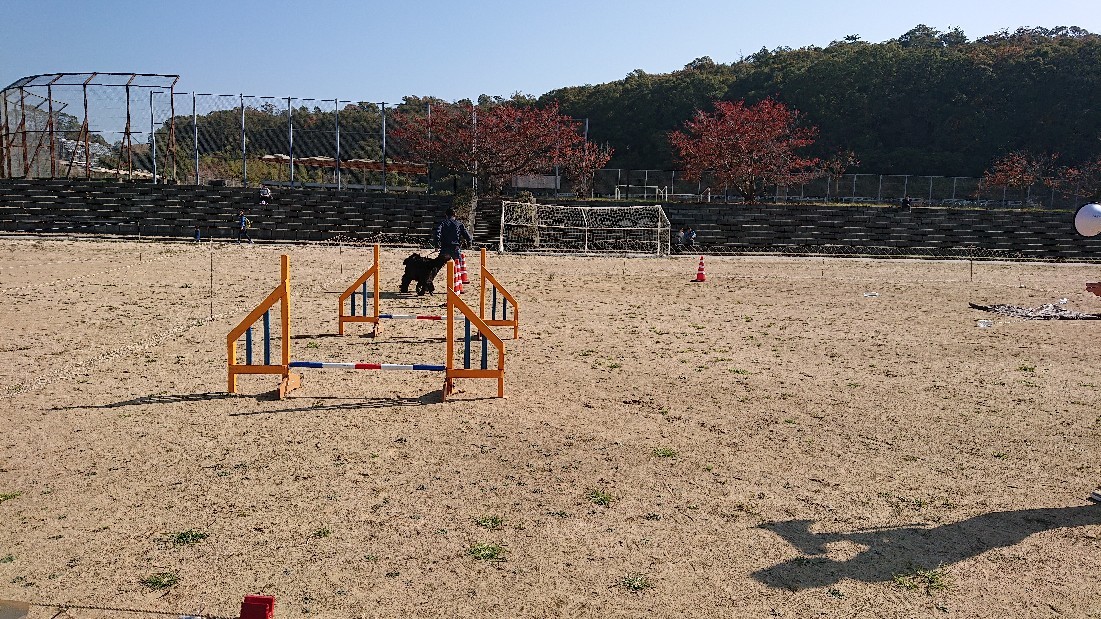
499, 201, 671, 256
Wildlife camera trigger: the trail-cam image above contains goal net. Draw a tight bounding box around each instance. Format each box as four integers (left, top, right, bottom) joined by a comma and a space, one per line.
499, 201, 671, 256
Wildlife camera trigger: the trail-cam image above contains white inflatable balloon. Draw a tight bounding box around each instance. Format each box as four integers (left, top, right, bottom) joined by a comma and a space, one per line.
1075, 203, 1101, 237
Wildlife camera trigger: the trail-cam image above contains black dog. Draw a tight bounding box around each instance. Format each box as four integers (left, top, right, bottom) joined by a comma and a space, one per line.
400, 253, 450, 295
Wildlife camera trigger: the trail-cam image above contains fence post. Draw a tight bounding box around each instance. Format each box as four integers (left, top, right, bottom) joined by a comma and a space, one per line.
240, 94, 247, 187
381, 102, 387, 193
193, 92, 199, 185
877, 175, 883, 203
334, 98, 341, 189
150, 91, 157, 184
287, 97, 294, 186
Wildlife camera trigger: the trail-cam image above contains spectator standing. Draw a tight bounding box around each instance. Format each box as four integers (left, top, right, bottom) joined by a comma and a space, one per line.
259, 185, 273, 205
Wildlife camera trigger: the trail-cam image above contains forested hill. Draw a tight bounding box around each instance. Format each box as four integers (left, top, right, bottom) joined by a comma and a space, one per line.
537, 26, 1101, 177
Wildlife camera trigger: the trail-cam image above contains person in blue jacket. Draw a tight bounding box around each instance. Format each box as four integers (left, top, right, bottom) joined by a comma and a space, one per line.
433, 208, 472, 261
237, 209, 253, 244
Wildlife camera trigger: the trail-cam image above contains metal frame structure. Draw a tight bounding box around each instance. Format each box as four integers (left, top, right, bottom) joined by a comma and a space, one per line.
0, 73, 179, 180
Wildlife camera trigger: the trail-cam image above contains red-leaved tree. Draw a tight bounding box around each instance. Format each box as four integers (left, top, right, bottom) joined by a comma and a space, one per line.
1051, 156, 1101, 202
391, 101, 585, 194
561, 142, 614, 198
980, 151, 1057, 193
669, 99, 820, 203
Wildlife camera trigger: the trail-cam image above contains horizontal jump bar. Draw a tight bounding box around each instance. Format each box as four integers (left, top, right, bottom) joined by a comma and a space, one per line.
379, 314, 443, 320
289, 361, 445, 371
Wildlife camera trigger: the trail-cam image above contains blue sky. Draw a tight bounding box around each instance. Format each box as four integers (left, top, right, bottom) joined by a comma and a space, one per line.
2, 0, 1099, 103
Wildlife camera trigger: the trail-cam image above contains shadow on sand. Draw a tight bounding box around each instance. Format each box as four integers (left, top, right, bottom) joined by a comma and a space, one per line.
752, 504, 1101, 591
53, 391, 244, 410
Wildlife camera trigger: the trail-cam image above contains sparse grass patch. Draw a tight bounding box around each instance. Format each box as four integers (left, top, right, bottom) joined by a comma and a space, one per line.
169, 529, 208, 546
306, 341, 320, 349
0, 554, 13, 564
474, 515, 503, 530
467, 542, 506, 561
618, 572, 653, 591
892, 566, 950, 594
587, 488, 614, 507
310, 527, 332, 539
139, 571, 179, 590
1017, 364, 1035, 372
652, 447, 678, 458
0, 492, 21, 504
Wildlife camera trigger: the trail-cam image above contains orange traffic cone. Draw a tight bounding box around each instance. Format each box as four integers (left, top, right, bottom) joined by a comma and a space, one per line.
453, 261, 464, 294
693, 256, 706, 282
459, 252, 470, 284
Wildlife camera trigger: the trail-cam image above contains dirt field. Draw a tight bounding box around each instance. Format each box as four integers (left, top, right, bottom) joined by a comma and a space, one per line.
1, 238, 1100, 619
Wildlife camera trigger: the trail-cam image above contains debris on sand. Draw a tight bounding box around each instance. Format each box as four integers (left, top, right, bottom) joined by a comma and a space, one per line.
968, 302, 1101, 320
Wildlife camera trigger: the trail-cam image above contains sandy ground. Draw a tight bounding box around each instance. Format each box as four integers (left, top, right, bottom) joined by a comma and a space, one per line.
1, 238, 1100, 619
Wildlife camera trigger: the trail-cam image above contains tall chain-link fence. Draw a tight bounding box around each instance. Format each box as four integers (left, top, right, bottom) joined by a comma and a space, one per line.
2, 74, 1096, 209
590, 169, 1091, 210
0, 73, 432, 190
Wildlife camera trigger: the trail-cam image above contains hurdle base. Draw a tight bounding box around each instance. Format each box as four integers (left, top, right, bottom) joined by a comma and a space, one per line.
279, 372, 302, 399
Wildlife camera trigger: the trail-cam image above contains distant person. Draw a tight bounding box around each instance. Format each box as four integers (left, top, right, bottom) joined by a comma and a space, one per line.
258, 185, 273, 205
433, 207, 472, 262
237, 209, 253, 244
901, 196, 912, 209
683, 226, 697, 250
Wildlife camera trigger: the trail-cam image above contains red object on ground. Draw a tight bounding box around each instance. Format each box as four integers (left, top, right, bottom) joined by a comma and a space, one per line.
1087, 282, 1101, 297
459, 252, 470, 284
240, 595, 275, 619
694, 256, 707, 282
454, 262, 464, 294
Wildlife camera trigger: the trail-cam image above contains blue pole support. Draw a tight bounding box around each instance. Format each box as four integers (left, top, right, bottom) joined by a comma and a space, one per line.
245, 327, 253, 365
481, 331, 488, 370
464, 318, 471, 369
263, 310, 271, 366
492, 288, 497, 320
362, 282, 368, 315
503, 297, 509, 321
350, 292, 356, 316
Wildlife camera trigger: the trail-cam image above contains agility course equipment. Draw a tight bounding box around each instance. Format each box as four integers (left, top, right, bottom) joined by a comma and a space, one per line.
500, 201, 671, 256
337, 245, 519, 339
478, 247, 519, 339
229, 256, 504, 399
227, 255, 300, 398
336, 243, 452, 337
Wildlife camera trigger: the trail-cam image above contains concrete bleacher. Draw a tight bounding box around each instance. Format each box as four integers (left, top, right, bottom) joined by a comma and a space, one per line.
0, 179, 453, 243
0, 180, 1098, 260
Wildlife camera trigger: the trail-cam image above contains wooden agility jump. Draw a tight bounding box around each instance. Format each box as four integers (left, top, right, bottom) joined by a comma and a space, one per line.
228, 255, 507, 400
337, 244, 519, 339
